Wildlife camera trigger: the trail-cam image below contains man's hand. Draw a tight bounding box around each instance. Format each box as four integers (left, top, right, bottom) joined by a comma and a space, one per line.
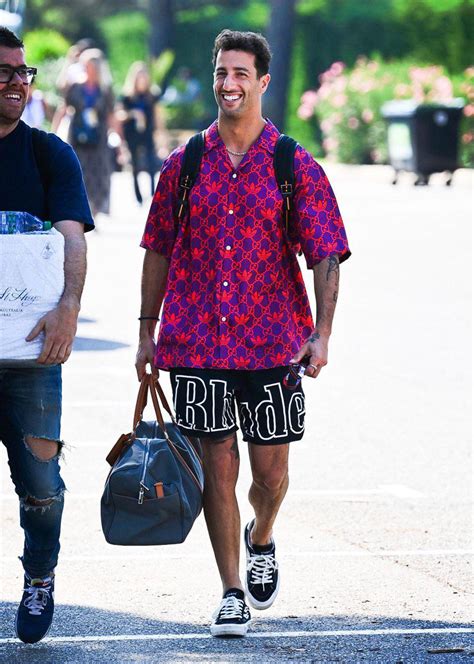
135, 335, 158, 381
290, 330, 329, 379
27, 301, 80, 365
135, 250, 169, 381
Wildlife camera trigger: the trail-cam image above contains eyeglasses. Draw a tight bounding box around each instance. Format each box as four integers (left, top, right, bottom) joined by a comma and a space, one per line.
0, 65, 37, 85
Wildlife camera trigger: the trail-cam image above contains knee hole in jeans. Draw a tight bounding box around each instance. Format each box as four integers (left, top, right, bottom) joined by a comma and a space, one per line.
24, 436, 62, 462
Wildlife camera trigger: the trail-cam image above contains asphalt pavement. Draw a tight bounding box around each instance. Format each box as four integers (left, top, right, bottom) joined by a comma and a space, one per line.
1, 163, 472, 663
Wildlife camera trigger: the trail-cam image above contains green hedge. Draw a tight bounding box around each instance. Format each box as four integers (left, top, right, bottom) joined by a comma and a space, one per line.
23, 29, 70, 63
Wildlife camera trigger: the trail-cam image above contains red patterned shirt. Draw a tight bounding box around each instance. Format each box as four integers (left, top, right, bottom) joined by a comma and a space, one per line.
141, 120, 350, 370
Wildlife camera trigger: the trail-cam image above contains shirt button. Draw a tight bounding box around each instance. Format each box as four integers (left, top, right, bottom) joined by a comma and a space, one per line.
221, 316, 227, 322
223, 281, 228, 287
229, 209, 234, 215
232, 173, 237, 179
225, 245, 232, 251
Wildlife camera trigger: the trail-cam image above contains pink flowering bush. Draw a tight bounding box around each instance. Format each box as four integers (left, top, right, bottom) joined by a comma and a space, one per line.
298, 59, 473, 167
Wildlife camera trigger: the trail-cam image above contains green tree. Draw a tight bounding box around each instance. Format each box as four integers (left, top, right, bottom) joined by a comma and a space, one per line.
264, 0, 297, 131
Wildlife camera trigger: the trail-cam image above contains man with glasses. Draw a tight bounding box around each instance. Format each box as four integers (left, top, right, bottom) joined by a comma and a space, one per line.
0, 27, 94, 643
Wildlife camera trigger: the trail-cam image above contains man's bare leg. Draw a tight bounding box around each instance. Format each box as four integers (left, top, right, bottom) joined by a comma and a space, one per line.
248, 443, 289, 545
199, 433, 242, 592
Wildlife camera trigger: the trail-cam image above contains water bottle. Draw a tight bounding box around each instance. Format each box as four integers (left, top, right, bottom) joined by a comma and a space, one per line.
0, 211, 52, 234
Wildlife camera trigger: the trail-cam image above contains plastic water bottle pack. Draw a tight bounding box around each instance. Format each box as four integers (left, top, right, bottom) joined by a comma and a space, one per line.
0, 211, 51, 234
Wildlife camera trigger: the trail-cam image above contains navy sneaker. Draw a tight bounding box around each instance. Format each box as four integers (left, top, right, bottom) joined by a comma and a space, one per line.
244, 520, 280, 610
15, 574, 55, 643
210, 588, 251, 637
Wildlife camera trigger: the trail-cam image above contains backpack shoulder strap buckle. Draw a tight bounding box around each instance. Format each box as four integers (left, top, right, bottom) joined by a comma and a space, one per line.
280, 182, 293, 196
176, 131, 206, 221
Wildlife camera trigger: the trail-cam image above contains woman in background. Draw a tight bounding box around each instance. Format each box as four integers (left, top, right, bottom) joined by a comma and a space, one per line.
66, 49, 116, 216
117, 62, 161, 205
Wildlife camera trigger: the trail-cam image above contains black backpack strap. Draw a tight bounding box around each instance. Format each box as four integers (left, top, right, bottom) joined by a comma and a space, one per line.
274, 134, 298, 234
176, 131, 205, 220
31, 127, 52, 196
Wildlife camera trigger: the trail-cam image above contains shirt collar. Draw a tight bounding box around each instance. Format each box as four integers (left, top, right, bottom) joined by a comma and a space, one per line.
204, 119, 281, 155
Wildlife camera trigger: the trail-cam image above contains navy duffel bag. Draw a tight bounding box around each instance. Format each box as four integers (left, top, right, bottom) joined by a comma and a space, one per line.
101, 374, 204, 546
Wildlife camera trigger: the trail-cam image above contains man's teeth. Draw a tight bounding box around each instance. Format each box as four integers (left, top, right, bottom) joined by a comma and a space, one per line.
5, 94, 21, 100
224, 95, 240, 101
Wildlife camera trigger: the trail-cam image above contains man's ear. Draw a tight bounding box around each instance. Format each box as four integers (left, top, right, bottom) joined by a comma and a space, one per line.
260, 73, 271, 94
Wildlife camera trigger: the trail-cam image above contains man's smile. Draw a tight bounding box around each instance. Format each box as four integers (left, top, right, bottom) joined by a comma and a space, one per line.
221, 92, 243, 105
2, 91, 23, 102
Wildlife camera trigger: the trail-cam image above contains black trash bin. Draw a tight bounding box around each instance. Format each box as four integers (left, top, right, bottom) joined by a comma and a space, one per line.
381, 99, 464, 185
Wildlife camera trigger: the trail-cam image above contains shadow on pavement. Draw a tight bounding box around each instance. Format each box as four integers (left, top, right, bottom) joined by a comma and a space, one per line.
0, 603, 472, 663
72, 337, 129, 352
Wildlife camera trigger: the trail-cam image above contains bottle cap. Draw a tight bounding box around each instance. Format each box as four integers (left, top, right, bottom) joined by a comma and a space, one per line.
43, 221, 52, 231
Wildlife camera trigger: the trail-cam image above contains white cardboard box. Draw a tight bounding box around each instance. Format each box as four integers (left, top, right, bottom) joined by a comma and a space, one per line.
0, 229, 65, 360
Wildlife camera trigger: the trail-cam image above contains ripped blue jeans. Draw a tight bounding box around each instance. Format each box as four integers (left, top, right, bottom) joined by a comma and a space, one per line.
0, 365, 64, 578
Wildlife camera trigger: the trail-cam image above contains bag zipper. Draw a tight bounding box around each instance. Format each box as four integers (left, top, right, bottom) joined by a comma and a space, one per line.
138, 440, 150, 504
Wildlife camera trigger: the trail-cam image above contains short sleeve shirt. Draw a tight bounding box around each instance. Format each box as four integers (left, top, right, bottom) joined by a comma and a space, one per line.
0, 121, 94, 230
141, 120, 350, 370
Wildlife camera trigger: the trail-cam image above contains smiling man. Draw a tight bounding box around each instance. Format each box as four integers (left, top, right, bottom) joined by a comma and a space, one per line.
136, 29, 350, 637
0, 27, 94, 643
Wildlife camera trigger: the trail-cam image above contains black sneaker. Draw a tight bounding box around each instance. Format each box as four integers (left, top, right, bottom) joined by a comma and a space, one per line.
244, 520, 280, 610
15, 574, 55, 643
210, 588, 251, 637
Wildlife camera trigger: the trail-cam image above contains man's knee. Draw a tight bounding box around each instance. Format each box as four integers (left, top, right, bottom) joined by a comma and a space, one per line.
25, 436, 61, 462
21, 437, 65, 508
201, 434, 239, 484
252, 466, 289, 494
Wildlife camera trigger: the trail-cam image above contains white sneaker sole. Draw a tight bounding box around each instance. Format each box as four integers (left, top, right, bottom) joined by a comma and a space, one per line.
210, 620, 251, 637
244, 573, 280, 610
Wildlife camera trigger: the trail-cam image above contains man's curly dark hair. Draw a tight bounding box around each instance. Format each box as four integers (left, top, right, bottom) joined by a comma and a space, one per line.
0, 27, 24, 49
212, 29, 272, 78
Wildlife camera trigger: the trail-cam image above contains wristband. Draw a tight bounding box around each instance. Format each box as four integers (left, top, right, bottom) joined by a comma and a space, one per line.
138, 316, 160, 321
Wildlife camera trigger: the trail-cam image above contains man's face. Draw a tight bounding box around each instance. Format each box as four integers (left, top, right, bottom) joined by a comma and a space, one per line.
0, 47, 29, 127
213, 49, 270, 120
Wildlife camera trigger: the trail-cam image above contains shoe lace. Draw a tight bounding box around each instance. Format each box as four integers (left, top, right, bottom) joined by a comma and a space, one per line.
215, 595, 245, 620
247, 552, 278, 589
23, 583, 51, 616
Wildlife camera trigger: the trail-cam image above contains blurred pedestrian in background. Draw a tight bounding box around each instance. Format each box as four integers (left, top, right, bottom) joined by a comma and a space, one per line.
56, 38, 94, 95
52, 38, 94, 141
65, 48, 116, 217
117, 61, 161, 205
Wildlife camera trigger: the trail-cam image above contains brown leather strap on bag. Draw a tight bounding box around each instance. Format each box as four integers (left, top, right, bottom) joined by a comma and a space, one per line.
146, 374, 167, 432
153, 376, 175, 421
132, 375, 150, 430
106, 376, 151, 466
147, 375, 203, 491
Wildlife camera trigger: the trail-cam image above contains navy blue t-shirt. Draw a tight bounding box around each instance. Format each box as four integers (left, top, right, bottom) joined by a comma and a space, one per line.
0, 121, 94, 231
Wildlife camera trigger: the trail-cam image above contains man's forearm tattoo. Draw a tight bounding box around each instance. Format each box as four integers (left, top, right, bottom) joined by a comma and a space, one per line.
327, 255, 340, 303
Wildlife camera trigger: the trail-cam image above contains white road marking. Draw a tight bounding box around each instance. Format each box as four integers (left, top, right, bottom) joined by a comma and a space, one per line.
0, 627, 472, 645
378, 484, 425, 499
1, 549, 472, 563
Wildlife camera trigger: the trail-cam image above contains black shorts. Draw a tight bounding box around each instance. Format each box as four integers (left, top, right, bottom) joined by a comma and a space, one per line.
169, 367, 305, 446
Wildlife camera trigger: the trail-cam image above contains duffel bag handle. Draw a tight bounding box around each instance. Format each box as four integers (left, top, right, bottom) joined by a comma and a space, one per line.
145, 374, 169, 434
132, 374, 150, 430
132, 374, 175, 432
154, 378, 175, 422
147, 375, 203, 491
